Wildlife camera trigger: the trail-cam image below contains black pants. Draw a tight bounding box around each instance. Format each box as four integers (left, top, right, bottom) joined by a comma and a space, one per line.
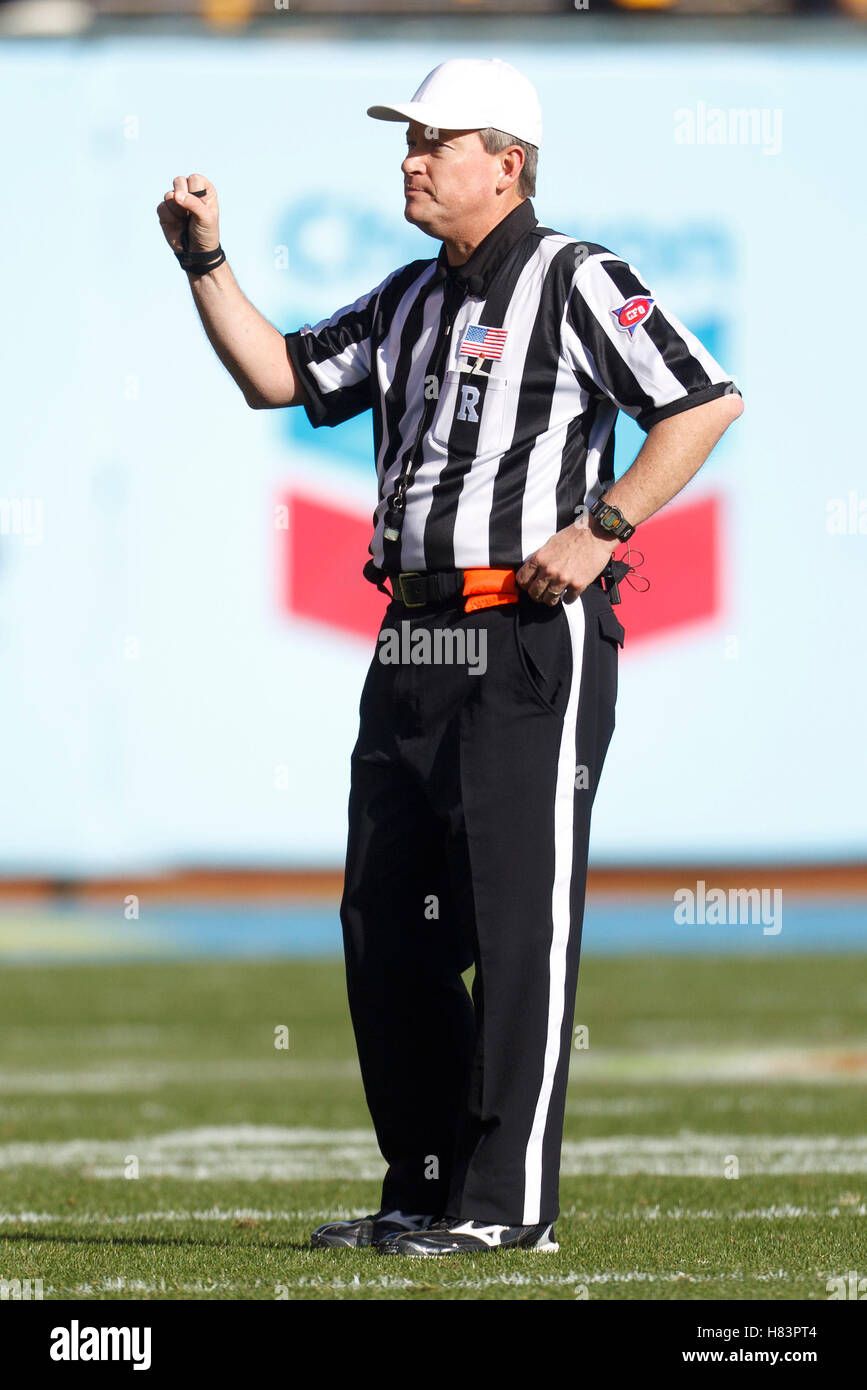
338, 580, 623, 1226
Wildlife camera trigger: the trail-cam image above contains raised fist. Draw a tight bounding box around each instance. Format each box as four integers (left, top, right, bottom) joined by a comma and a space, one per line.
156, 174, 220, 257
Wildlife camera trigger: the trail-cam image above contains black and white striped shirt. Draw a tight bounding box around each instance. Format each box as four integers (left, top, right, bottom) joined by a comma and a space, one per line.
284, 198, 739, 578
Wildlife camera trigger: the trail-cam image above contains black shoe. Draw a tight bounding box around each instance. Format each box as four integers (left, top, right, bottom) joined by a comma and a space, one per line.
310, 1209, 437, 1250
378, 1218, 559, 1257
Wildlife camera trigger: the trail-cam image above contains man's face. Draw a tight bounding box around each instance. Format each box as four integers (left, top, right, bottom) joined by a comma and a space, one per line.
401, 121, 509, 237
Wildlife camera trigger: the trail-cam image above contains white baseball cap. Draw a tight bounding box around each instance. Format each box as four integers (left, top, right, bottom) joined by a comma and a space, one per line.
367, 58, 542, 149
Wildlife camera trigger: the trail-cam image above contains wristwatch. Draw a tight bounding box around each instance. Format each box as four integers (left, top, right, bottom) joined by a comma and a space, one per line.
589, 496, 636, 543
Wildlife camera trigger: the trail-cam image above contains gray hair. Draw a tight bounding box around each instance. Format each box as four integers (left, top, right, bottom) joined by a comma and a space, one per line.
478, 128, 538, 198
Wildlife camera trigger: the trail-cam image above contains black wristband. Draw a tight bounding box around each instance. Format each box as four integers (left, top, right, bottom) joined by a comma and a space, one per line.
176, 244, 226, 276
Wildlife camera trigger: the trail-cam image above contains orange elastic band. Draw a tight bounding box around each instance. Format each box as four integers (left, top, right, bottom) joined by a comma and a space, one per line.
462, 567, 519, 613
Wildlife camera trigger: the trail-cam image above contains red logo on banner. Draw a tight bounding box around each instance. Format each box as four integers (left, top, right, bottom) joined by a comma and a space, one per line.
278, 490, 721, 650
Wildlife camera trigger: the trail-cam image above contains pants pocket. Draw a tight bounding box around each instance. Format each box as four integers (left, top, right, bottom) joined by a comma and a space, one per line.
589, 589, 623, 710
513, 596, 572, 717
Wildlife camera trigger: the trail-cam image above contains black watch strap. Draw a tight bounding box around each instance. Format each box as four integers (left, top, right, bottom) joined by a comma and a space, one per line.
590, 497, 636, 543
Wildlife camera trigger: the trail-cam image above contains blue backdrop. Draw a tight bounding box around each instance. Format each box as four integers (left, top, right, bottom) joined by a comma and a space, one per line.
0, 36, 864, 871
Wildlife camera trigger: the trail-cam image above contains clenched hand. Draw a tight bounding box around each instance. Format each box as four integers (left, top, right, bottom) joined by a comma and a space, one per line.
156, 173, 221, 257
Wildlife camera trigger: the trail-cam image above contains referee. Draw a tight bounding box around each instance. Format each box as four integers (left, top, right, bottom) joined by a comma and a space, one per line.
157, 57, 743, 1258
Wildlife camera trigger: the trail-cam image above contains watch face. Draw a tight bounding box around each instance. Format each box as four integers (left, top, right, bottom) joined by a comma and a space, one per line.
602, 509, 622, 531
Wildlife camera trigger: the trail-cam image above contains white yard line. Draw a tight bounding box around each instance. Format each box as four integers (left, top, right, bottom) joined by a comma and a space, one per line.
47, 1279, 246, 1297
0, 1060, 359, 1093
1, 1127, 866, 1179
0, 1207, 348, 1225
559, 1134, 867, 1176
1, 1201, 864, 1228
562, 1202, 867, 1220
48, 1269, 807, 1297
568, 1045, 867, 1083
565, 1098, 667, 1116
0, 1044, 865, 1094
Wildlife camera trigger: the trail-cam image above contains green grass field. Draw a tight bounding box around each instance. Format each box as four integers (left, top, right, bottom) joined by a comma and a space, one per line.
0, 954, 864, 1300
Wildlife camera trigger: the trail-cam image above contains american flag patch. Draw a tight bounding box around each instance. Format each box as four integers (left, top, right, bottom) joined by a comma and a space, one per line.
458, 324, 508, 360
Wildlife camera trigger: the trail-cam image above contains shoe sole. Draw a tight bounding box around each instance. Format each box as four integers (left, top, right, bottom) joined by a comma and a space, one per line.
385, 1246, 559, 1259
312, 1222, 432, 1251
381, 1234, 560, 1258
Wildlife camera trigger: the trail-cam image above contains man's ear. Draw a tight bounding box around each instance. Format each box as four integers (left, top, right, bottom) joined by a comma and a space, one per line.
498, 146, 524, 191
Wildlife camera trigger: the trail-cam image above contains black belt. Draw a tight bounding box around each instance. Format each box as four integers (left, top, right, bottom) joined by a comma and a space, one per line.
362, 558, 465, 607
363, 563, 613, 610
390, 570, 467, 609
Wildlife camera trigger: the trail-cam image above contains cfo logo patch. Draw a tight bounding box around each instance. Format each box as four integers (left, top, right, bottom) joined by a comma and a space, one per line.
611, 296, 655, 337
